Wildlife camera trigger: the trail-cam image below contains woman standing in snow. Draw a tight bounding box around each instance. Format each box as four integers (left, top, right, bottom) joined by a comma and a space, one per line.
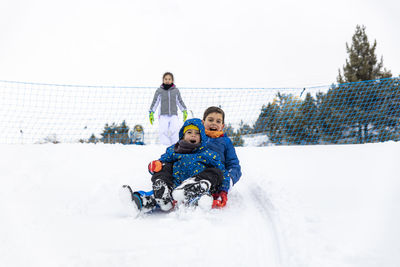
149, 72, 188, 146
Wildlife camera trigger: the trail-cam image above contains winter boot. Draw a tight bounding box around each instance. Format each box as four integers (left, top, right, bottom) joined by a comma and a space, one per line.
172, 177, 212, 206
120, 185, 156, 214
152, 179, 174, 211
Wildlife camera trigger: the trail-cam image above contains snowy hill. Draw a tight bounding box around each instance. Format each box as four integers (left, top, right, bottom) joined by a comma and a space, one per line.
1, 142, 399, 267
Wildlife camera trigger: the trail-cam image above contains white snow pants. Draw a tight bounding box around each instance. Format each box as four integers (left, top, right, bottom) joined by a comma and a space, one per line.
158, 115, 181, 146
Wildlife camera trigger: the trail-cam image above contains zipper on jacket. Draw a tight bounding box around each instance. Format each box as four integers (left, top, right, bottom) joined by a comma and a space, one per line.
168, 90, 171, 115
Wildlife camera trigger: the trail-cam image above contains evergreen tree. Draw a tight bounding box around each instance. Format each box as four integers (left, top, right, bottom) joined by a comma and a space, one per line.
337, 25, 392, 83
224, 124, 244, 147
297, 93, 319, 144
278, 94, 302, 145
253, 96, 282, 144
100, 123, 116, 144
253, 93, 319, 145
100, 121, 130, 144
253, 101, 281, 142
115, 120, 130, 144
317, 87, 350, 143
369, 78, 400, 142
336, 25, 393, 143
88, 134, 98, 144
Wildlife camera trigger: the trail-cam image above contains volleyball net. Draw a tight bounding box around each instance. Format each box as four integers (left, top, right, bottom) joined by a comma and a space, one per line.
0, 78, 399, 146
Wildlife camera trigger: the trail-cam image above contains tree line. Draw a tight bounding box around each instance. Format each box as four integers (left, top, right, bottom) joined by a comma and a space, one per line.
233, 25, 399, 146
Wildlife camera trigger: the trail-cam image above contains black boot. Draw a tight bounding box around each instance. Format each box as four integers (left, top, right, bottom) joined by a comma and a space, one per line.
152, 179, 174, 211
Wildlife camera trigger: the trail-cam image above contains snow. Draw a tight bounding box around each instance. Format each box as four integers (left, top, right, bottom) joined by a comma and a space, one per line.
0, 142, 399, 267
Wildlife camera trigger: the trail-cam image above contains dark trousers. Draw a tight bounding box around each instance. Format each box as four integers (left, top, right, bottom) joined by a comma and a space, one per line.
151, 163, 223, 194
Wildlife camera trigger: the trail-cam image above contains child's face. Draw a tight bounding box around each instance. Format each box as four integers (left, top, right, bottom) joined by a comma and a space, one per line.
163, 75, 173, 85
203, 112, 224, 131
183, 129, 201, 144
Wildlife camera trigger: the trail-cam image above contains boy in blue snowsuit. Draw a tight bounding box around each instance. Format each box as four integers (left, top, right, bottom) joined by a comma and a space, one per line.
202, 106, 242, 207
125, 118, 229, 213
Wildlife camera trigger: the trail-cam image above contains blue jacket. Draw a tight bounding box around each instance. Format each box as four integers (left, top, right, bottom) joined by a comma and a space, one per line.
206, 135, 242, 185
159, 118, 230, 191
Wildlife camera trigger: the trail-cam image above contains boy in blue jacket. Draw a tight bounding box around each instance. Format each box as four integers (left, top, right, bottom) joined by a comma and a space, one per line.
123, 118, 229, 213
202, 106, 242, 207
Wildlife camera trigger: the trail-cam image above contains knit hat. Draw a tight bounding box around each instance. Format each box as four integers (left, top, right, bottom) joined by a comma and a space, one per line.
183, 124, 199, 133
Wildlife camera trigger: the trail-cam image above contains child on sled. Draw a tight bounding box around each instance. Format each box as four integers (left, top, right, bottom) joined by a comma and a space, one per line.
202, 106, 242, 188
122, 118, 230, 214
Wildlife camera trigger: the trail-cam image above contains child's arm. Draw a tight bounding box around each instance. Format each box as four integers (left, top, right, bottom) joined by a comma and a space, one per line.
159, 146, 178, 163
175, 89, 187, 111
206, 153, 230, 208
149, 88, 161, 113
148, 89, 161, 124
148, 146, 176, 174
224, 137, 242, 185
176, 89, 188, 121
206, 152, 230, 192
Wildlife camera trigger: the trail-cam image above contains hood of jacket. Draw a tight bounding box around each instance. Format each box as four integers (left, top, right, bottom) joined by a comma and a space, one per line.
178, 118, 208, 148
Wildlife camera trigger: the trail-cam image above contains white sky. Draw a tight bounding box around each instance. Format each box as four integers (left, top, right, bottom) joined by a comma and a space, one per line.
0, 0, 399, 87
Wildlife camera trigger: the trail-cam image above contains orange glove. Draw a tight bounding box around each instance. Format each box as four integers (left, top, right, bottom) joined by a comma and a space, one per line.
212, 191, 228, 208
148, 160, 163, 175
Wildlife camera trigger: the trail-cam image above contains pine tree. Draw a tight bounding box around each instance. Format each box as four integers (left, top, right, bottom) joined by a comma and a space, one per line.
100, 121, 130, 144
337, 25, 392, 83
100, 123, 116, 144
274, 93, 306, 145
116, 120, 130, 144
318, 87, 350, 143
253, 95, 282, 144
88, 134, 98, 144
336, 25, 393, 143
224, 124, 244, 147
298, 93, 319, 144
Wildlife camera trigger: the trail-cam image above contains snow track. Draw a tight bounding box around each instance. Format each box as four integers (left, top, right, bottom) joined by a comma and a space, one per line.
246, 182, 289, 267
112, 182, 284, 267
224, 185, 283, 267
